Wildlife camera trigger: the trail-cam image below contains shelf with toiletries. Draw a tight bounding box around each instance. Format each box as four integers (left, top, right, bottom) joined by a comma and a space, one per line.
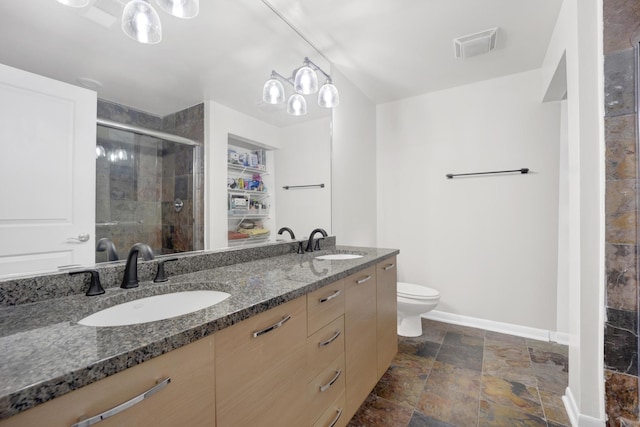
228, 139, 273, 246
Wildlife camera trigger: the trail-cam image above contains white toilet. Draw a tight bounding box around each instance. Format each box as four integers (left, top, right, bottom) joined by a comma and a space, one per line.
397, 282, 440, 337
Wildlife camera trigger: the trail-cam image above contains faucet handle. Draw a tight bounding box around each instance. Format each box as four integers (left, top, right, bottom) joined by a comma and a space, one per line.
314, 237, 325, 251
70, 269, 105, 296
154, 257, 179, 283
297, 241, 305, 254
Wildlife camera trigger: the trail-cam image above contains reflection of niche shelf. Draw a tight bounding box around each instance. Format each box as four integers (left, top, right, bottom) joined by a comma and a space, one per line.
228, 232, 271, 247
228, 210, 270, 219
227, 163, 269, 175
228, 136, 273, 248
227, 189, 269, 198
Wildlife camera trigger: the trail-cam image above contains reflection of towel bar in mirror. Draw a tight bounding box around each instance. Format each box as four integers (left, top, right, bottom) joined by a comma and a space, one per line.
446, 168, 529, 179
282, 184, 325, 190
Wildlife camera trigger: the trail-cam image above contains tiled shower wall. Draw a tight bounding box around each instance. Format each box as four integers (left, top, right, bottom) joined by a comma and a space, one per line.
96, 100, 204, 260
161, 104, 205, 253
604, 0, 640, 425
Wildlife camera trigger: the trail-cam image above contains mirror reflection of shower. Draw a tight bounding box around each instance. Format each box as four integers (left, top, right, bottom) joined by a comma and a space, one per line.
95, 121, 202, 262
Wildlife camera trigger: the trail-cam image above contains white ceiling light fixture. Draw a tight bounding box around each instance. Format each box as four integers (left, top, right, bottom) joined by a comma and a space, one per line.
287, 93, 307, 116
262, 57, 339, 116
294, 58, 318, 95
156, 0, 199, 19
122, 0, 162, 44
56, 0, 90, 7
453, 28, 498, 59
58, 0, 198, 44
262, 71, 285, 105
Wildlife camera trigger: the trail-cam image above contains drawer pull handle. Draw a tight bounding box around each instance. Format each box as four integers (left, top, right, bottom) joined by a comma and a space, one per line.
383, 263, 396, 271
252, 315, 292, 338
319, 369, 342, 392
71, 377, 171, 427
356, 275, 372, 284
328, 408, 344, 427
319, 330, 341, 347
319, 289, 341, 303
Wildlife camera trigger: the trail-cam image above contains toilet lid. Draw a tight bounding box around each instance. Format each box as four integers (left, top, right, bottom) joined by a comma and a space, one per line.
397, 282, 439, 299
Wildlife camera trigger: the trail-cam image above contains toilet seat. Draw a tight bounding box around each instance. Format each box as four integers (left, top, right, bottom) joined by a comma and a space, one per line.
397, 282, 439, 300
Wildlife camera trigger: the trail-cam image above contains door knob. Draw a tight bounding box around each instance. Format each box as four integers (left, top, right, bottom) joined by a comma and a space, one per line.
67, 233, 90, 243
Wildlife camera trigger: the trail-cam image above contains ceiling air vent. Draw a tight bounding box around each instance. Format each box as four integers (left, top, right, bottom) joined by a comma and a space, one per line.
453, 28, 498, 59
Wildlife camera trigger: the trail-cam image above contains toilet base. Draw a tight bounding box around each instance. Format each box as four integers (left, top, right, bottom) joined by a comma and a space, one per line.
397, 314, 423, 337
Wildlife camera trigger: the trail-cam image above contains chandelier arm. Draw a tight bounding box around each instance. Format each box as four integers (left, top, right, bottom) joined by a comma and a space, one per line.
304, 57, 332, 81
271, 70, 295, 87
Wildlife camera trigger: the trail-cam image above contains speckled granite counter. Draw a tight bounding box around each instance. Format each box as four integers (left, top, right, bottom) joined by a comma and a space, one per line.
0, 245, 398, 420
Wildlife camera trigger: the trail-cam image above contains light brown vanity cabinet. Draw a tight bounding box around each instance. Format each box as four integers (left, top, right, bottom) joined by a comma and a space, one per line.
376, 256, 398, 379
0, 336, 215, 427
214, 296, 307, 427
344, 265, 378, 421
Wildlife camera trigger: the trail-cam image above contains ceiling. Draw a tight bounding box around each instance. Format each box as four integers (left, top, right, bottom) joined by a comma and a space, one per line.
0, 0, 563, 126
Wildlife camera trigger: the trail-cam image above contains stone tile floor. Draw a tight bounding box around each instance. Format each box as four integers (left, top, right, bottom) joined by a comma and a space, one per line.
348, 319, 570, 427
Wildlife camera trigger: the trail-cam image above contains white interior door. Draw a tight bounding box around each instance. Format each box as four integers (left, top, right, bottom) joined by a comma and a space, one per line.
0, 63, 96, 277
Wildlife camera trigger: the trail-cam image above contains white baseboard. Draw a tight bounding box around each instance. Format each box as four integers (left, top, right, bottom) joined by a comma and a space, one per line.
422, 310, 564, 343
551, 331, 570, 346
563, 387, 580, 426
563, 387, 605, 427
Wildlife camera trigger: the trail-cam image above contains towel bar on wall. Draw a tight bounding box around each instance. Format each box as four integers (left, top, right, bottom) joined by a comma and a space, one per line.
445, 168, 529, 179
282, 184, 325, 190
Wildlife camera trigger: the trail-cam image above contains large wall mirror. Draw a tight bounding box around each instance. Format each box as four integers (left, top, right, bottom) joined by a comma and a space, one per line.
0, 0, 332, 278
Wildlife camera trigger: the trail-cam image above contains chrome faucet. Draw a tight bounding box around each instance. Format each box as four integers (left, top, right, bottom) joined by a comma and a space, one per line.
305, 228, 328, 252
277, 227, 296, 239
96, 238, 119, 261
121, 243, 155, 289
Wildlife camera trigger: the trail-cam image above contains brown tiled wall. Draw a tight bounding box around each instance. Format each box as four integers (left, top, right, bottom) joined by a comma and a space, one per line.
604, 1, 640, 425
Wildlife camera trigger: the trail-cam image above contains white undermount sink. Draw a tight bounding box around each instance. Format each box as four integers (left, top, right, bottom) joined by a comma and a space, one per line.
78, 290, 231, 327
315, 254, 363, 261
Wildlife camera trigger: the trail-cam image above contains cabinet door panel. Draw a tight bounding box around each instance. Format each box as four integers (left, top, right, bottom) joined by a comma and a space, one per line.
377, 256, 398, 379
215, 296, 307, 427
344, 265, 377, 420
0, 337, 215, 427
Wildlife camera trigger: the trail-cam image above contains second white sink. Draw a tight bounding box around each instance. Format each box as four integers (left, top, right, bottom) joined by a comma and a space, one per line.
78, 290, 231, 327
315, 254, 363, 260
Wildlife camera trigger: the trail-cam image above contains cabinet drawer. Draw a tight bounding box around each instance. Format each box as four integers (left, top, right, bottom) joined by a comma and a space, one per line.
308, 354, 346, 426
308, 279, 345, 336
215, 296, 307, 427
313, 390, 347, 427
0, 336, 215, 427
307, 315, 345, 381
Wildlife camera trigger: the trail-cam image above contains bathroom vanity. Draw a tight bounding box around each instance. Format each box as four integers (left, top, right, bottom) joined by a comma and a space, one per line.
0, 243, 398, 427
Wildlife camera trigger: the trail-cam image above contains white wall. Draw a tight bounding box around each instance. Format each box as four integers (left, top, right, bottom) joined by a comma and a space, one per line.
331, 68, 378, 247
541, 0, 605, 423
204, 101, 280, 249
376, 69, 561, 331
274, 117, 332, 240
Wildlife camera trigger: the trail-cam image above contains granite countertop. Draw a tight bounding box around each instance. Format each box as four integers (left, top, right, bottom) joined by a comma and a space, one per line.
0, 245, 398, 420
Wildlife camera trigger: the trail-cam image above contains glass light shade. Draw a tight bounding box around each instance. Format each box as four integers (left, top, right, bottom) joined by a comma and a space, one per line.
122, 0, 162, 44
294, 66, 318, 95
56, 0, 90, 7
318, 81, 339, 108
287, 94, 307, 116
262, 78, 285, 104
96, 145, 106, 159
156, 0, 199, 18
115, 148, 129, 162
